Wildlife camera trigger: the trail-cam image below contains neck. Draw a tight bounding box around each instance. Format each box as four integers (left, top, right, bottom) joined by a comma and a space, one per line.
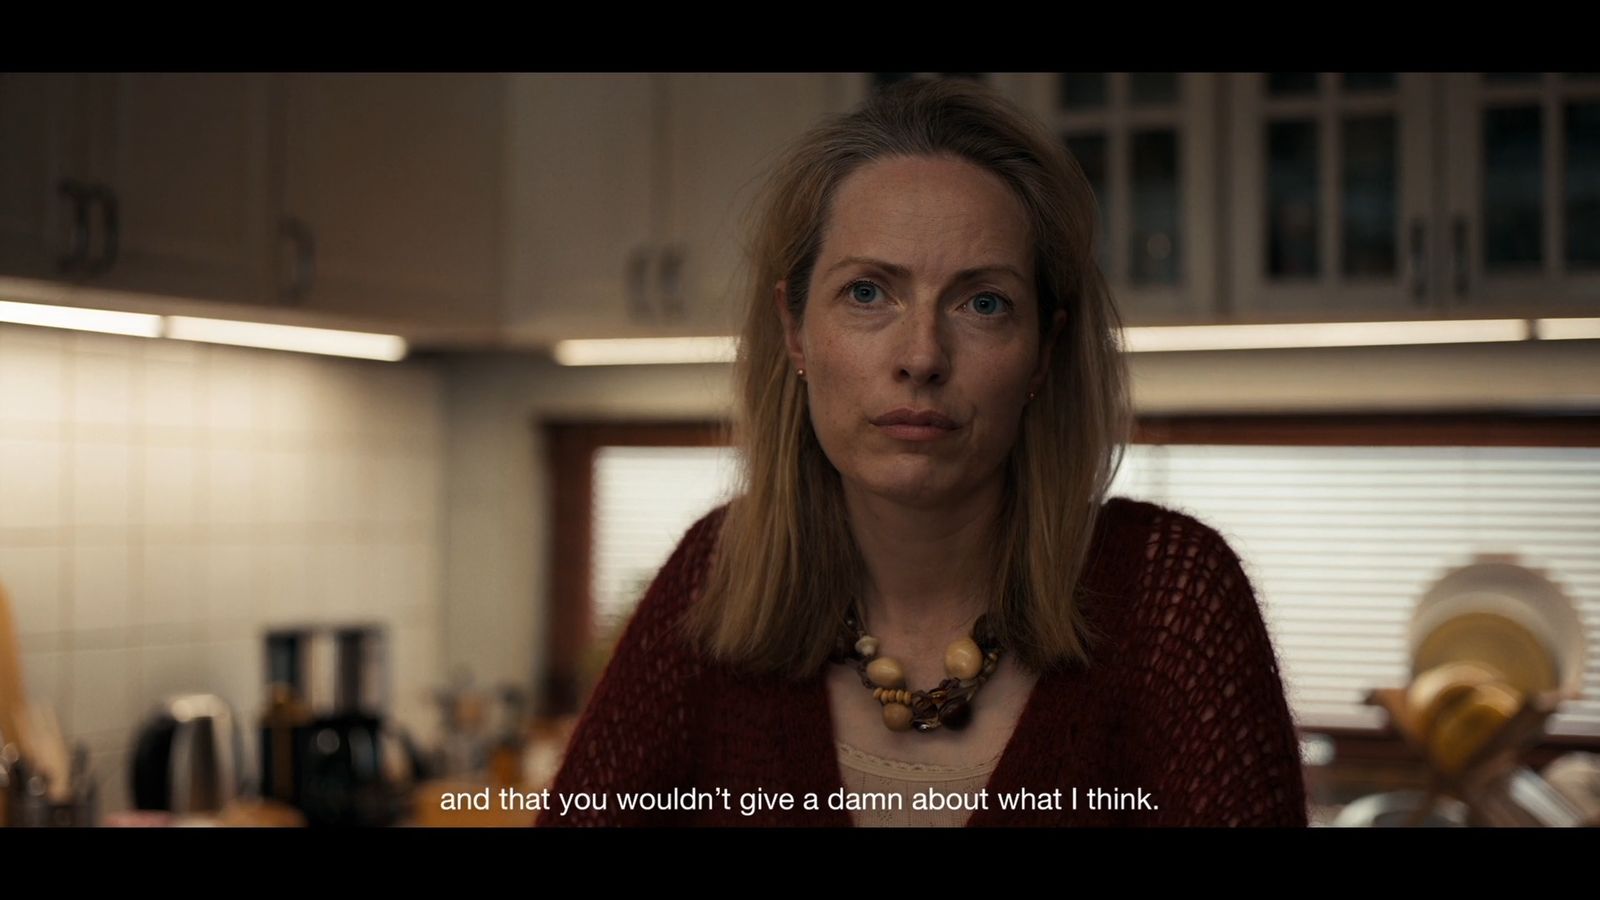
842, 477, 1004, 645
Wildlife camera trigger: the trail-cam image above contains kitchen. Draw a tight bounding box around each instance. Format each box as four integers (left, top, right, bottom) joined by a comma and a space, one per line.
0, 72, 1597, 827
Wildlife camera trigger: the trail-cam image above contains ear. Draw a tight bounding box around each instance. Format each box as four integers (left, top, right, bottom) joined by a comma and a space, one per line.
774, 279, 806, 373
1029, 309, 1067, 395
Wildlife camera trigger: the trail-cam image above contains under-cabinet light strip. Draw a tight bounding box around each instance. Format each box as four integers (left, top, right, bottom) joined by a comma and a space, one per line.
0, 299, 408, 361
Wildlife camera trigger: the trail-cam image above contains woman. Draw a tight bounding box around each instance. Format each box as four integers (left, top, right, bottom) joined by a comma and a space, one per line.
538, 78, 1307, 827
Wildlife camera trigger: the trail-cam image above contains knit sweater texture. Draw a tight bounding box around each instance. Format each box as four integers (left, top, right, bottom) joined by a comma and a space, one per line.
537, 496, 1309, 827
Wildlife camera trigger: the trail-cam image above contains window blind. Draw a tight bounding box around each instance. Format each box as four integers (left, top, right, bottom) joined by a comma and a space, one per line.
1110, 444, 1599, 736
588, 442, 1600, 736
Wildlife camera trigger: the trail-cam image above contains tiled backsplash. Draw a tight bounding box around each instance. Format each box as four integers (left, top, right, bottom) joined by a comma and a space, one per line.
0, 322, 444, 813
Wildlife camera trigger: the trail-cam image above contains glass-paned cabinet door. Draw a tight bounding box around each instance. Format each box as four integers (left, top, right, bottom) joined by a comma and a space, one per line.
1014, 73, 1219, 325
1228, 73, 1435, 322
1441, 73, 1600, 317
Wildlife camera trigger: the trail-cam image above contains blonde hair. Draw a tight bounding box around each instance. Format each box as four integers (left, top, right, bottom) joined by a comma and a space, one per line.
686, 77, 1132, 678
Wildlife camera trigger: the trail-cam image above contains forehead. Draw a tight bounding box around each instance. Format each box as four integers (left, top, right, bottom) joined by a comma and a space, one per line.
820, 155, 1032, 271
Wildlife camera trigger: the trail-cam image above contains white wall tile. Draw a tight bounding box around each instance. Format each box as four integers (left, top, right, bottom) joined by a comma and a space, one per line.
71, 542, 133, 632
261, 542, 311, 622
0, 436, 62, 529
398, 456, 439, 530
70, 332, 137, 357
0, 335, 65, 425
70, 350, 136, 427
143, 444, 197, 528
71, 646, 136, 736
139, 542, 196, 627
0, 544, 63, 635
204, 444, 255, 524
0, 324, 66, 351
261, 447, 310, 525
204, 349, 258, 432
369, 454, 412, 526
142, 358, 200, 430
316, 362, 367, 438
3, 331, 445, 788
19, 649, 66, 723
315, 541, 371, 620
144, 339, 200, 365
139, 642, 205, 709
71, 440, 133, 527
314, 450, 369, 526
258, 356, 315, 435
202, 638, 263, 731
379, 544, 436, 617
201, 542, 258, 623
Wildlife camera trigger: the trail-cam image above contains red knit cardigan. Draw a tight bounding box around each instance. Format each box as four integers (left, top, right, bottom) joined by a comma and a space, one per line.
537, 496, 1309, 827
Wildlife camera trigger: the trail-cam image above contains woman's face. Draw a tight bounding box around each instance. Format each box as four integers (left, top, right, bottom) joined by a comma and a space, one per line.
780, 154, 1063, 511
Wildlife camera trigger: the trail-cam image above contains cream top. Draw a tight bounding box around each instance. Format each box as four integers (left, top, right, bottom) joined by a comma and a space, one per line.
835, 741, 1002, 827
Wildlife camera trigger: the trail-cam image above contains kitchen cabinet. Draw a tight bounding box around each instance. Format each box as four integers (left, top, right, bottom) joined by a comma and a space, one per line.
8, 73, 1593, 347
278, 74, 505, 332
504, 73, 850, 343
0, 74, 274, 307
1007, 73, 1221, 327
503, 75, 657, 343
1439, 73, 1600, 318
1227, 73, 1435, 322
0, 74, 83, 284
0, 73, 504, 336
1228, 72, 1600, 323
85, 74, 276, 306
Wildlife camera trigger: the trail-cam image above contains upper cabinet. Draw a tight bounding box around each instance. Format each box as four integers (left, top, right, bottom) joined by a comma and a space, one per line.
4, 73, 1590, 346
1013, 72, 1600, 327
1228, 72, 1599, 323
502, 75, 657, 343
0, 73, 505, 336
87, 74, 277, 306
1227, 73, 1436, 322
0, 73, 274, 306
0, 75, 87, 284
279, 74, 504, 331
1011, 73, 1221, 326
1439, 73, 1600, 318
660, 74, 843, 336
504, 73, 851, 343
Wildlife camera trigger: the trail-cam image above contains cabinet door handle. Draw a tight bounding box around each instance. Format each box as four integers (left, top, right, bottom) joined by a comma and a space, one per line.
84, 185, 120, 277
1408, 219, 1427, 305
280, 217, 316, 304
56, 179, 91, 274
626, 245, 654, 321
1451, 215, 1469, 300
658, 244, 685, 321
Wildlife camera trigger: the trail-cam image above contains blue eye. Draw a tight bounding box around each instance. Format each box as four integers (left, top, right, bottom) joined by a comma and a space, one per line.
970, 292, 1007, 316
848, 281, 881, 304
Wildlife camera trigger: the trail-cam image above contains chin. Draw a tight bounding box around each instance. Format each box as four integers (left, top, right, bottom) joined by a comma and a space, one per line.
846, 460, 970, 509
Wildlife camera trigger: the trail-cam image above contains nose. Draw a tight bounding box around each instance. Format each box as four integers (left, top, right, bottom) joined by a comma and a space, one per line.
896, 303, 950, 387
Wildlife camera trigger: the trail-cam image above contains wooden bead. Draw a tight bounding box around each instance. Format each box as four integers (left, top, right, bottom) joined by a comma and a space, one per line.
854, 636, 879, 658
872, 687, 884, 702
945, 638, 984, 680
882, 703, 913, 732
867, 656, 905, 689
939, 699, 972, 731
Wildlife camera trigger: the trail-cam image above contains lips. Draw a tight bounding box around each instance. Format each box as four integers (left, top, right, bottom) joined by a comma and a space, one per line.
869, 408, 959, 429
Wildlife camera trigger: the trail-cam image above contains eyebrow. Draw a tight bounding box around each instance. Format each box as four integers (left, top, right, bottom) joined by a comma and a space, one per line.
824, 256, 1028, 285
